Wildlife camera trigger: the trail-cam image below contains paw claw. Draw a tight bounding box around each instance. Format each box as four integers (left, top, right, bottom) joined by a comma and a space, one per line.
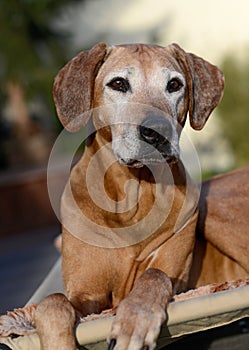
141, 346, 149, 350
108, 338, 116, 350
0, 344, 12, 350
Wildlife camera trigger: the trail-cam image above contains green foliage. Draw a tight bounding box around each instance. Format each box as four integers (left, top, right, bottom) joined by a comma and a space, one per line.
218, 53, 249, 167
0, 0, 81, 107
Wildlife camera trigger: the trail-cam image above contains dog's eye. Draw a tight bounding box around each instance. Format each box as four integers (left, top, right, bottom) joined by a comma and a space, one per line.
107, 77, 131, 93
166, 78, 183, 93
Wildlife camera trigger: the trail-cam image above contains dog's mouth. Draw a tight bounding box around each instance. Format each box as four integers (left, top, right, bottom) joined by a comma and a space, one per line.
119, 158, 144, 168
116, 138, 180, 168
119, 154, 179, 168
113, 115, 180, 168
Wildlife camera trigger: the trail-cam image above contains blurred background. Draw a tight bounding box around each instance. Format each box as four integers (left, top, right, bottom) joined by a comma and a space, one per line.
0, 0, 249, 346
1, 0, 249, 174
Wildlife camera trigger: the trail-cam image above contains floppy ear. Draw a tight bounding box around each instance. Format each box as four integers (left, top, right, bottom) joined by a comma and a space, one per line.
169, 43, 224, 130
53, 42, 107, 131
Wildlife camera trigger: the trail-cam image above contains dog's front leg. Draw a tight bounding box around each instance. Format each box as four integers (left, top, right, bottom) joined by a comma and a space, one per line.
35, 293, 77, 350
108, 268, 172, 350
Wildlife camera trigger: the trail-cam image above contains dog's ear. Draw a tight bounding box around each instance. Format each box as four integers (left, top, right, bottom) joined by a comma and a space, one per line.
53, 42, 107, 132
168, 43, 224, 130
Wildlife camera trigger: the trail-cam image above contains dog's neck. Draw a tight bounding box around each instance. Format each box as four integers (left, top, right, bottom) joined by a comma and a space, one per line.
61, 135, 199, 248
82, 135, 193, 220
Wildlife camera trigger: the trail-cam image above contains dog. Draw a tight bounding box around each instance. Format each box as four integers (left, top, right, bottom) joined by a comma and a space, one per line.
2, 43, 249, 350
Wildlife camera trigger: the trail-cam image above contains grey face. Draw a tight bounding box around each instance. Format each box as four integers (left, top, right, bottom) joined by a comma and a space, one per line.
109, 108, 181, 168
94, 47, 187, 168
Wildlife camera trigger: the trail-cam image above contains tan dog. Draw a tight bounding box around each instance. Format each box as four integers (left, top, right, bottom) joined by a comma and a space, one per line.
12, 43, 249, 350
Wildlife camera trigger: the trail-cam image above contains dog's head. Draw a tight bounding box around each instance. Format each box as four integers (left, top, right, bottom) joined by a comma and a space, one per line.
53, 43, 224, 167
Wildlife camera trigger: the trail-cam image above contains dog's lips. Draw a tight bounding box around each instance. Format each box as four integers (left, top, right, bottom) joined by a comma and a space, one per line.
116, 141, 180, 168
164, 156, 179, 165
118, 154, 179, 168
119, 158, 144, 168
140, 155, 179, 166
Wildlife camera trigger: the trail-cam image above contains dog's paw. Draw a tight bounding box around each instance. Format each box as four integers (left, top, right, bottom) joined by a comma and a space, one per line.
107, 297, 166, 350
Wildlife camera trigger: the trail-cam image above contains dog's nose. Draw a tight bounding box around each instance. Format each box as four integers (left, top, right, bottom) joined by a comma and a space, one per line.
139, 116, 172, 147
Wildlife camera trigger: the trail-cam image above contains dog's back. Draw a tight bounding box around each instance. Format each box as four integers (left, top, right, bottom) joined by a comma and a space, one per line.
190, 166, 249, 287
